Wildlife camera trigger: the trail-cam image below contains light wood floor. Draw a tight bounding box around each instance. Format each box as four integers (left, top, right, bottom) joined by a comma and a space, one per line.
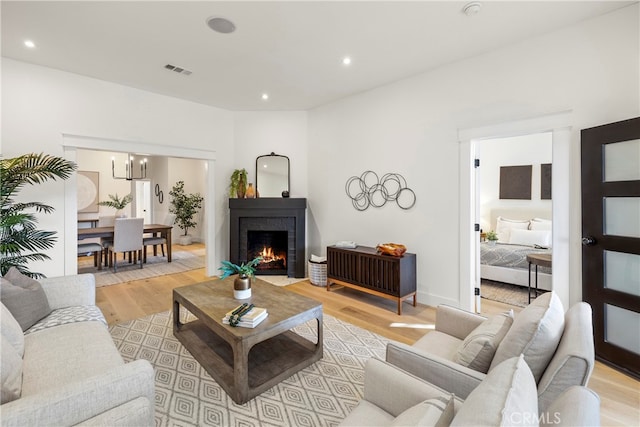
95, 243, 639, 426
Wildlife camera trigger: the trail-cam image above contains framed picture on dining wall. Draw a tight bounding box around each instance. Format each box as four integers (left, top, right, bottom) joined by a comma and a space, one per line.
77, 171, 99, 213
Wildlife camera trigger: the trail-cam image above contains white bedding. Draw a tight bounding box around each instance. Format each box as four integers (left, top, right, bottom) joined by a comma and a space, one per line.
480, 242, 552, 290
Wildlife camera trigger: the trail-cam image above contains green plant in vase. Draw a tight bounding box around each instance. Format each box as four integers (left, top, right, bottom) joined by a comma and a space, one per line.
98, 193, 132, 218
486, 230, 499, 245
219, 257, 262, 299
229, 168, 248, 198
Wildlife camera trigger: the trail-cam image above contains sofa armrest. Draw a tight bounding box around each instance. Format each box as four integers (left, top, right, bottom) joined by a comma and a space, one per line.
38, 274, 96, 310
541, 386, 600, 427
363, 358, 458, 417
386, 341, 485, 399
537, 302, 595, 412
435, 305, 485, 340
1, 360, 154, 427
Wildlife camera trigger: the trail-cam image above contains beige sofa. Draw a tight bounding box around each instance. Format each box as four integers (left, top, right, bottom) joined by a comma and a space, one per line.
1, 273, 155, 426
340, 356, 600, 426
386, 292, 594, 412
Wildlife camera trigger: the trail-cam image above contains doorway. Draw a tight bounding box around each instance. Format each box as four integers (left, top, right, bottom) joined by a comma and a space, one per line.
476, 133, 553, 309
62, 134, 217, 276
135, 180, 151, 224
581, 116, 640, 378
458, 111, 571, 312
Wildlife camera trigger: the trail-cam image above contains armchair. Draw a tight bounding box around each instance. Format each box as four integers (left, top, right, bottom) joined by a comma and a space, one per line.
386, 292, 595, 412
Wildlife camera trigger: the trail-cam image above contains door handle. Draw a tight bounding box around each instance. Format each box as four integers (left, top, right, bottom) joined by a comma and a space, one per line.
581, 236, 597, 246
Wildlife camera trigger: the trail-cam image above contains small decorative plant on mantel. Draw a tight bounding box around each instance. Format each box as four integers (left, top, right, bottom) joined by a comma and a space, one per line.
97, 193, 132, 218
169, 181, 204, 245
219, 257, 262, 299
486, 230, 499, 245
229, 168, 248, 198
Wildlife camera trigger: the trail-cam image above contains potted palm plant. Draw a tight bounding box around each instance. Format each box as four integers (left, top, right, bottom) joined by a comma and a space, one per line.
0, 153, 77, 277
169, 180, 204, 245
97, 193, 132, 218
219, 257, 262, 299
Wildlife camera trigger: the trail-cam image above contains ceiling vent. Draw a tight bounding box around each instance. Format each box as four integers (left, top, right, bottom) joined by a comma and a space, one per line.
164, 64, 192, 76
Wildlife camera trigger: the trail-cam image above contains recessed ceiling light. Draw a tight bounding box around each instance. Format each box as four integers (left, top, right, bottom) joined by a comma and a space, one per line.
24, 40, 36, 48
261, 93, 269, 101
342, 56, 352, 66
462, 2, 482, 16
206, 17, 236, 34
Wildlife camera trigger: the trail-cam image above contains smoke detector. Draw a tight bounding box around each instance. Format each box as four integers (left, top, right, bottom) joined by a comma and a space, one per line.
206, 17, 236, 34
462, 2, 482, 16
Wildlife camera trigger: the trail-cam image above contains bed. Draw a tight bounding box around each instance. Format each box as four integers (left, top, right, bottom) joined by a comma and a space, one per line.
480, 208, 552, 291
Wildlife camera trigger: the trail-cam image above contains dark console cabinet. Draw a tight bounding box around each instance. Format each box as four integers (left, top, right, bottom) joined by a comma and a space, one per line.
326, 245, 416, 314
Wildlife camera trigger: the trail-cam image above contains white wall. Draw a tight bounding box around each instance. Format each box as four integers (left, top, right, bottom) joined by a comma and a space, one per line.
233, 112, 308, 198
1, 58, 234, 277
308, 4, 639, 307
479, 133, 553, 232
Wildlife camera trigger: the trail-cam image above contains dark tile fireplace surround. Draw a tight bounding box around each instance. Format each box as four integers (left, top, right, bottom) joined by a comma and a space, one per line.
229, 198, 306, 278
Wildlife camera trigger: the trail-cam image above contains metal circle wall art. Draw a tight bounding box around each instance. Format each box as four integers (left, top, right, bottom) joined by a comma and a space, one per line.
345, 171, 416, 211
155, 183, 164, 204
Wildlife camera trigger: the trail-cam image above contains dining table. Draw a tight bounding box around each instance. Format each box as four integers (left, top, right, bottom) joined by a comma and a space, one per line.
78, 224, 174, 262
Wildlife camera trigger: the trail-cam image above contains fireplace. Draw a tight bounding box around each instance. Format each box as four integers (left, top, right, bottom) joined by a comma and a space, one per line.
247, 230, 287, 274
229, 198, 306, 278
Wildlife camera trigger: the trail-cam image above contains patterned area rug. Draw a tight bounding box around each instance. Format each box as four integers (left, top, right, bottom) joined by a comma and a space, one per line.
481, 279, 530, 307
109, 310, 388, 426
81, 250, 205, 287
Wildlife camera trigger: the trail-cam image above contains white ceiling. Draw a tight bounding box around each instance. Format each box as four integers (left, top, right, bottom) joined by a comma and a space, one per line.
1, 1, 634, 111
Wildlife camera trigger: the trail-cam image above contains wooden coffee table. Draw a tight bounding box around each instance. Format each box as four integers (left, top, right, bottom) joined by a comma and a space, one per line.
173, 277, 323, 404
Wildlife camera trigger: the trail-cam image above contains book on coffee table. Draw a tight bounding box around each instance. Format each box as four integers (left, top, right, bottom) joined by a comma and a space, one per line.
223, 305, 268, 328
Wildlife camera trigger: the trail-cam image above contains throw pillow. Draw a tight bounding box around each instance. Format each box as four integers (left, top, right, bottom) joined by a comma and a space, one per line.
391, 395, 454, 427
1, 268, 52, 331
1, 334, 23, 404
509, 229, 552, 247
451, 355, 538, 426
0, 302, 25, 357
453, 310, 514, 373
490, 292, 565, 383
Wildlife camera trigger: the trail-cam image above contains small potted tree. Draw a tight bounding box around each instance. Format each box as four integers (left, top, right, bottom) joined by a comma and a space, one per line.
169, 181, 204, 245
97, 193, 132, 218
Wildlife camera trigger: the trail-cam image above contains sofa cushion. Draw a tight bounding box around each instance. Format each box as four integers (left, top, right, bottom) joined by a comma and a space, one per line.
1, 302, 25, 357
22, 322, 123, 396
451, 355, 538, 426
412, 331, 463, 361
391, 395, 454, 427
1, 268, 52, 331
453, 310, 513, 373
490, 292, 564, 383
1, 334, 23, 404
25, 305, 107, 335
341, 400, 395, 427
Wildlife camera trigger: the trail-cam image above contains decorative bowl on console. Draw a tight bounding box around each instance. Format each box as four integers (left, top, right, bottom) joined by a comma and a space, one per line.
376, 243, 407, 257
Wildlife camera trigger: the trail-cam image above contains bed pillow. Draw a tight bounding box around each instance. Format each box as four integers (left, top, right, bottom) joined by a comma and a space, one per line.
496, 217, 530, 242
509, 228, 552, 247
453, 310, 514, 373
530, 218, 552, 231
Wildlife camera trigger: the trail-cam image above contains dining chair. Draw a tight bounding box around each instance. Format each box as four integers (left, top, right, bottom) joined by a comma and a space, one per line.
143, 213, 176, 263
105, 218, 144, 272
98, 215, 116, 265
77, 242, 104, 270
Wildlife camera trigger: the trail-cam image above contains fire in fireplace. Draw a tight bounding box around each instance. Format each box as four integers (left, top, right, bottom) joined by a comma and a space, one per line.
247, 230, 287, 274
